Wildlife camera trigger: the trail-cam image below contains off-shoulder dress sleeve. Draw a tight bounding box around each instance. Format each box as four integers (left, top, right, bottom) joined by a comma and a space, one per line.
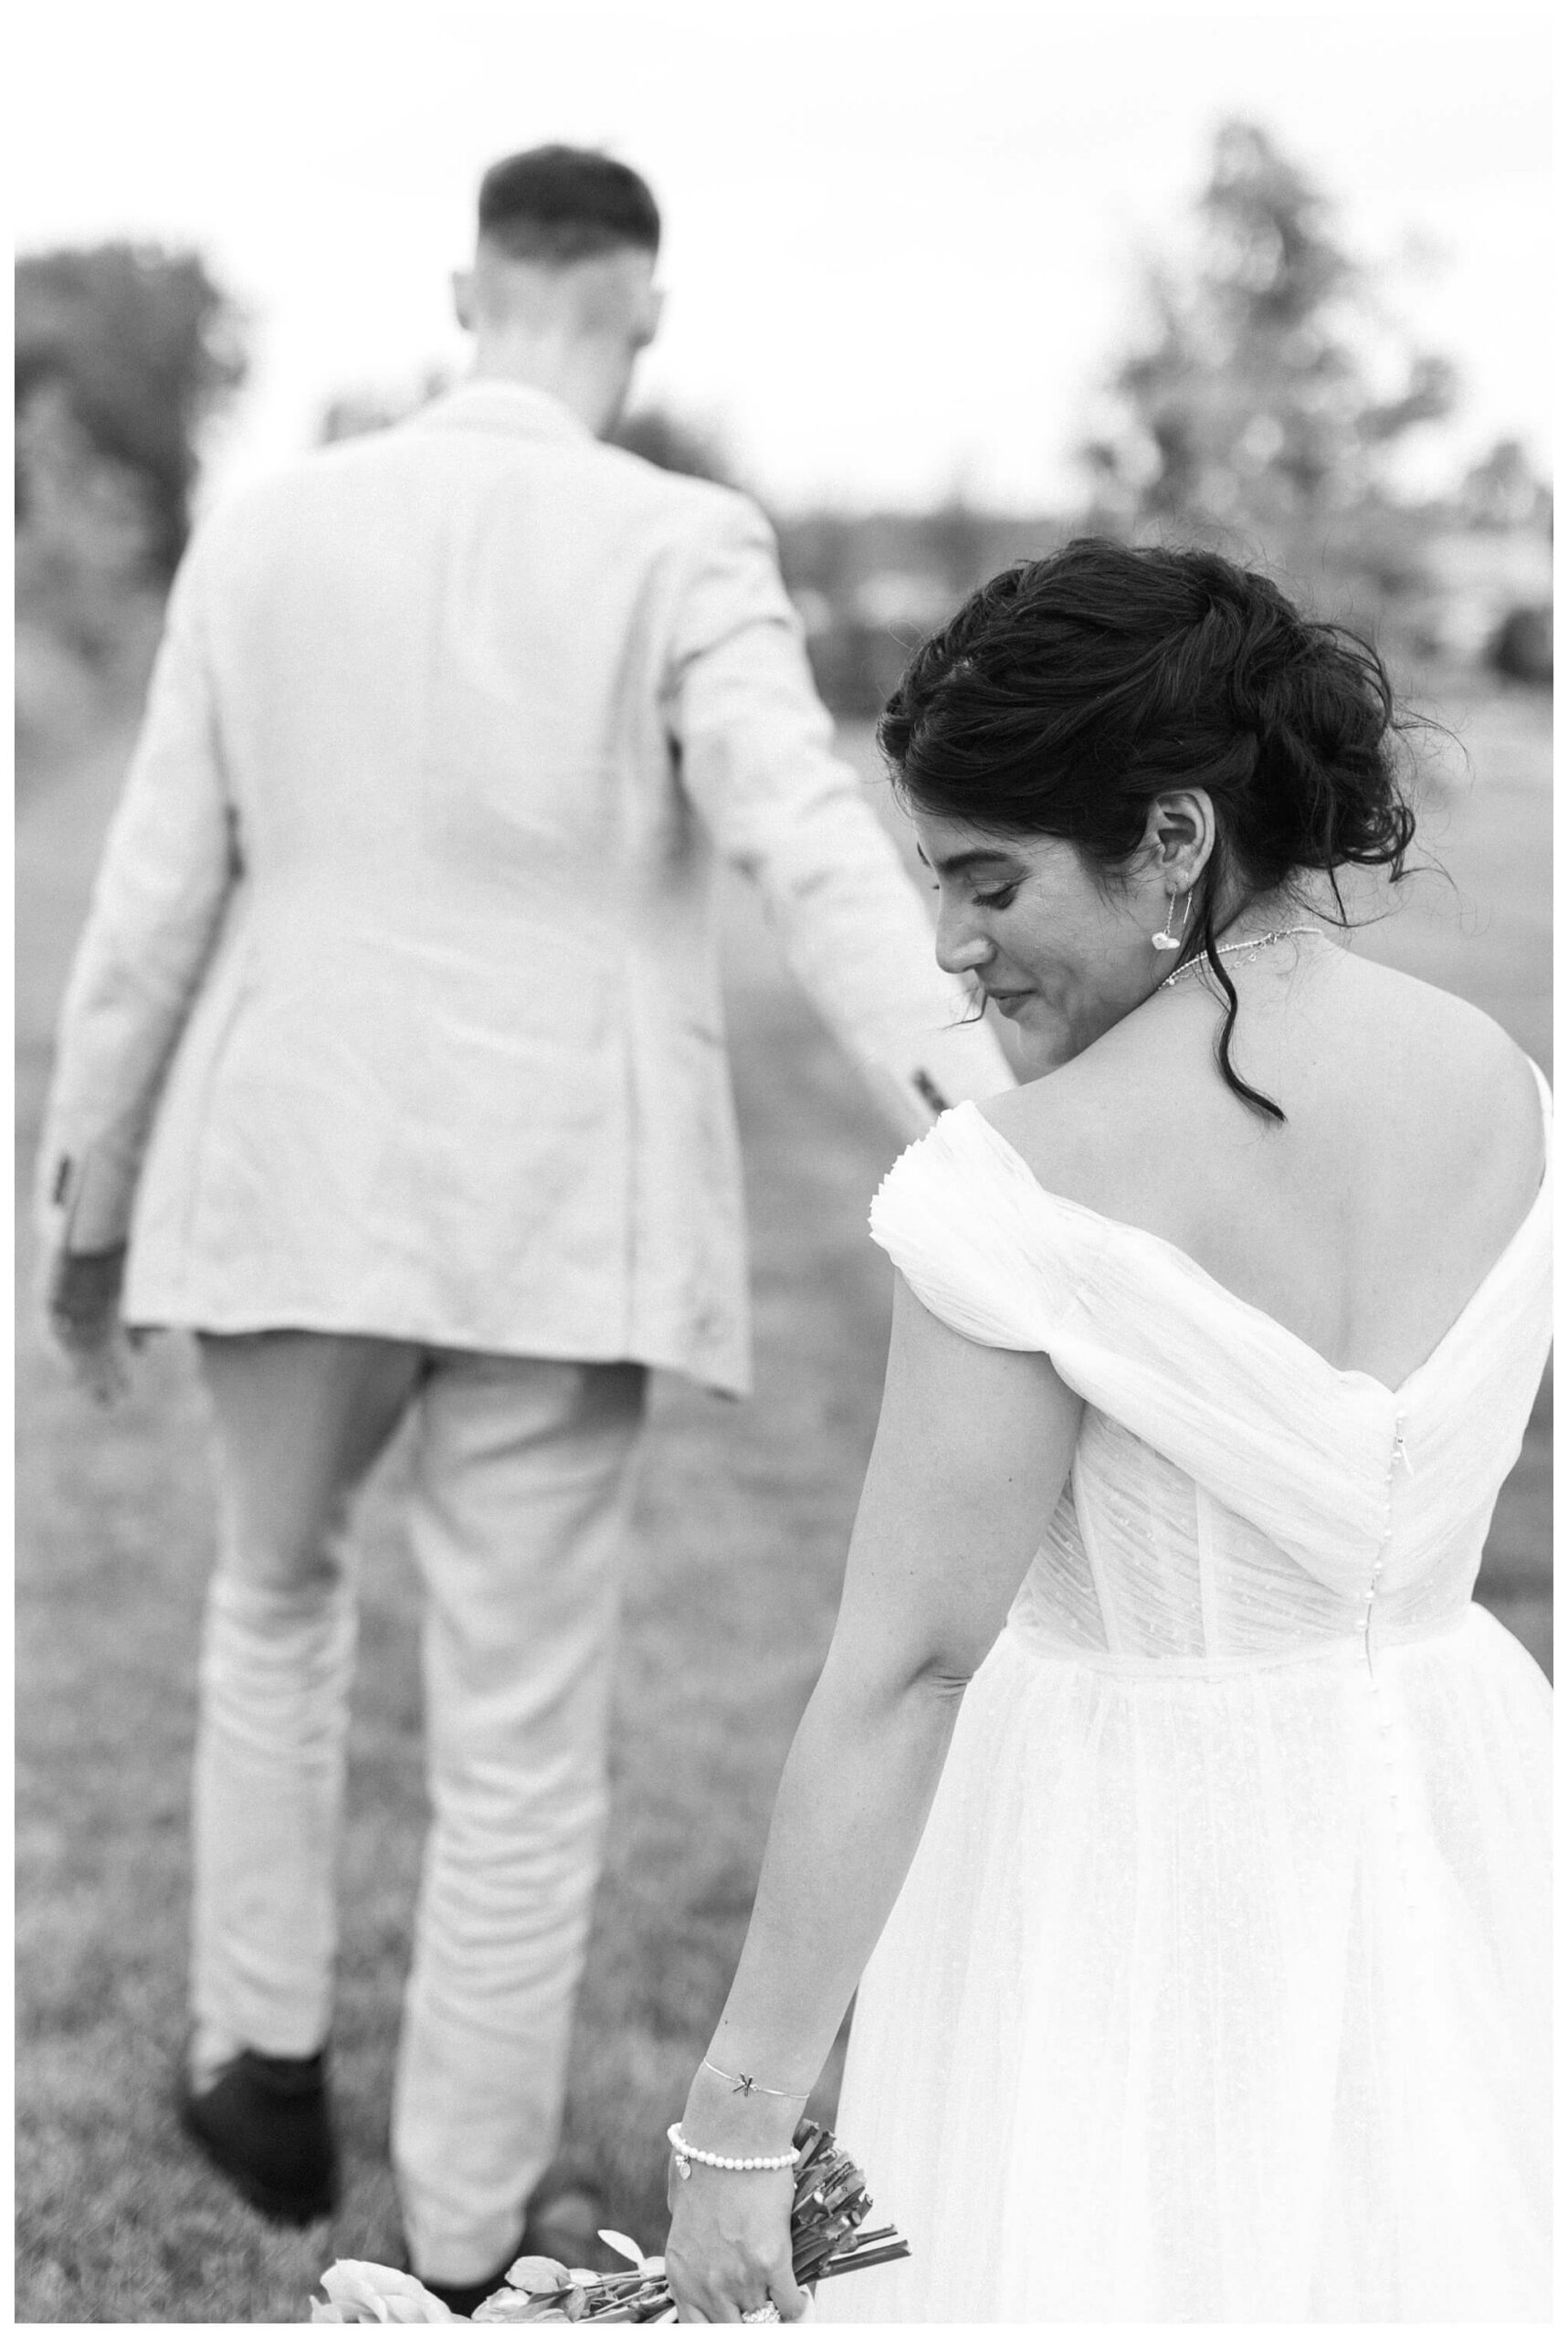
868, 1106, 1099, 1353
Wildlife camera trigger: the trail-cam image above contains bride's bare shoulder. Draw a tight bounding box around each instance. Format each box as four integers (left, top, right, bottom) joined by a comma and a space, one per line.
976, 1019, 1186, 1215
1344, 959, 1545, 1186
1313, 953, 1541, 1119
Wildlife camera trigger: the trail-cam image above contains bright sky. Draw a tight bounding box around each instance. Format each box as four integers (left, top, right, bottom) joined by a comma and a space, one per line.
13, 0, 1553, 514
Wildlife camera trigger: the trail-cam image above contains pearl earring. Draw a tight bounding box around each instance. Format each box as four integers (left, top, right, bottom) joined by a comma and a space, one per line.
1152, 890, 1192, 953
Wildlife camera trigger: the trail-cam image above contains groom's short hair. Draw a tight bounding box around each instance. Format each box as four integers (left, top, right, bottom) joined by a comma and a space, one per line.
478, 146, 661, 266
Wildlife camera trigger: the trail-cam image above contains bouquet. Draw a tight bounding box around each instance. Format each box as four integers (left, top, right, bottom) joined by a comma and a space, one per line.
313, 2121, 909, 2323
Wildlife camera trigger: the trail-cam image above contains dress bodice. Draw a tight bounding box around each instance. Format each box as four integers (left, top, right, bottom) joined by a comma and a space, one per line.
868, 1071, 1552, 1671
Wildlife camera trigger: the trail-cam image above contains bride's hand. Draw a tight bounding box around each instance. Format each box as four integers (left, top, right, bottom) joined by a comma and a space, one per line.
664, 2159, 807, 2324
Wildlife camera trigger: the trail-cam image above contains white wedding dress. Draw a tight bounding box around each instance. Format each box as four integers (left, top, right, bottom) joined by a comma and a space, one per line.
830, 1071, 1552, 2323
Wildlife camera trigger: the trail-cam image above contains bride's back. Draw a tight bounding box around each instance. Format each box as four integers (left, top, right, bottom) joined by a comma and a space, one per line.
984, 943, 1545, 1395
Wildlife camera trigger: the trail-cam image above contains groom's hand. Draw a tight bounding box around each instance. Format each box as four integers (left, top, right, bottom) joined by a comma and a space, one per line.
44, 1244, 139, 1406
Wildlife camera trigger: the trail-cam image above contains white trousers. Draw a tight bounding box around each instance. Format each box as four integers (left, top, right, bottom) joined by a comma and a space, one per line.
189, 1332, 647, 2284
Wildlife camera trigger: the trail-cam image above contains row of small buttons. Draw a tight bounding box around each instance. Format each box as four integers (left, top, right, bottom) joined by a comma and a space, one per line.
1363, 1416, 1421, 1931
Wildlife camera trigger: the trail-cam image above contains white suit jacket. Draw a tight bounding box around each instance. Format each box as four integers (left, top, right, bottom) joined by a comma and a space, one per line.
37, 381, 1013, 1394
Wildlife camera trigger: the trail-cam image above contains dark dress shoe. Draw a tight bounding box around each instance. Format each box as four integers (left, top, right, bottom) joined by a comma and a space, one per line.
178, 2047, 339, 2226
415, 2175, 617, 2315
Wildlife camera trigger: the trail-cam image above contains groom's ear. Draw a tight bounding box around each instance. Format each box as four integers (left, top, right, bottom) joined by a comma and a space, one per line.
620, 266, 664, 353
451, 268, 477, 332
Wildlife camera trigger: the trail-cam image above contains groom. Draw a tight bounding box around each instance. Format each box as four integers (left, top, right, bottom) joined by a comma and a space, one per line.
37, 146, 1012, 2307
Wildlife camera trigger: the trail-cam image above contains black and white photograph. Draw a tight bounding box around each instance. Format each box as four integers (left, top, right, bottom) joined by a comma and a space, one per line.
14, 0, 1552, 2322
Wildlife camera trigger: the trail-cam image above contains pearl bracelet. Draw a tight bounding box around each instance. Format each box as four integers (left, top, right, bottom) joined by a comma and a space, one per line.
667, 2122, 800, 2180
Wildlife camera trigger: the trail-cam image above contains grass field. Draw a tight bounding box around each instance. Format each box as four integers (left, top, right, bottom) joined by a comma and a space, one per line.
14, 683, 1552, 2322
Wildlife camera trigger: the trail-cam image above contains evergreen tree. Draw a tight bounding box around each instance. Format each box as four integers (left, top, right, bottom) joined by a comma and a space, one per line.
1085, 121, 1456, 557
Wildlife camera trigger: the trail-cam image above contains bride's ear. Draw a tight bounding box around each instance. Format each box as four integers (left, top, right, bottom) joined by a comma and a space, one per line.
452, 269, 476, 332
1144, 789, 1216, 890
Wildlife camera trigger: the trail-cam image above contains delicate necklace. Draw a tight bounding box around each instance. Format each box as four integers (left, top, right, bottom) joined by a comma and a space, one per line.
1161, 924, 1324, 989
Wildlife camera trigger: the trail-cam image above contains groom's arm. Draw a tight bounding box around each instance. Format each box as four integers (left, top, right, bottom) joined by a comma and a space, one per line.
666, 493, 1016, 1139
36, 530, 239, 1268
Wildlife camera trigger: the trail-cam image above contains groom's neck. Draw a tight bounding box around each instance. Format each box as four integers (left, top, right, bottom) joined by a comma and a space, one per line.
458, 245, 652, 440
468, 333, 627, 439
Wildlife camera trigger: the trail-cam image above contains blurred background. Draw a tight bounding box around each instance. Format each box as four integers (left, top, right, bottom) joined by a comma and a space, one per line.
15, 0, 1552, 2321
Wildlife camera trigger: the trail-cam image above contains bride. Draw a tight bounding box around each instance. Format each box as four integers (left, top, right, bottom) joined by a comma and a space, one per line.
661, 541, 1551, 2323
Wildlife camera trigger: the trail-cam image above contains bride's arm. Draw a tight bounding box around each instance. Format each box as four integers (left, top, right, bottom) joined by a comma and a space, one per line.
665, 1273, 1082, 2322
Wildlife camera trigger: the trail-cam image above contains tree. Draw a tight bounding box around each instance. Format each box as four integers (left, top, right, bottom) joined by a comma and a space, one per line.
1084, 121, 1457, 559
16, 244, 247, 577
611, 403, 733, 483
1456, 437, 1552, 533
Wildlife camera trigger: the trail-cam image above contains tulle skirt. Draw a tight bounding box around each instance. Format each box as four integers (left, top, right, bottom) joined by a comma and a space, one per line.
828, 1602, 1552, 2323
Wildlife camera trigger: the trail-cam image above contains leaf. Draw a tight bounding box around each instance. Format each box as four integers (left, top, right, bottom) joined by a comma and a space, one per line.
502, 2259, 576, 2295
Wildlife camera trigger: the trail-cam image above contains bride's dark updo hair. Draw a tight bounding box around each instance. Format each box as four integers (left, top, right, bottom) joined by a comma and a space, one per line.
879, 538, 1416, 1121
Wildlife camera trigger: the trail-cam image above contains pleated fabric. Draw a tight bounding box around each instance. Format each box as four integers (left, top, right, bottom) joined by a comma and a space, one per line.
829, 1071, 1552, 2323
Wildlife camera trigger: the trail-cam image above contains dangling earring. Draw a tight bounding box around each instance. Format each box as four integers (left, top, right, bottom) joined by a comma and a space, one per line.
1152, 890, 1192, 951
1152, 890, 1192, 953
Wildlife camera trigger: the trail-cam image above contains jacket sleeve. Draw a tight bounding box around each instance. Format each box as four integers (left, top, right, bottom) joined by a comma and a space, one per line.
666, 493, 1016, 1140
34, 533, 239, 1255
